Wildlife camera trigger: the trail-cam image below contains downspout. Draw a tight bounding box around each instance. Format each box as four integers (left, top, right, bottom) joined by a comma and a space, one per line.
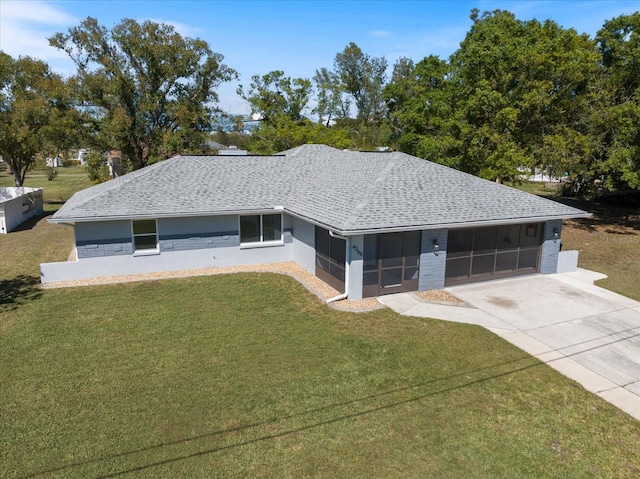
326, 230, 350, 303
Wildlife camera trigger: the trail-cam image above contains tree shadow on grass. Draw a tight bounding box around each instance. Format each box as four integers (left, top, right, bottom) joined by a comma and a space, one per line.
0, 275, 42, 311
546, 196, 640, 233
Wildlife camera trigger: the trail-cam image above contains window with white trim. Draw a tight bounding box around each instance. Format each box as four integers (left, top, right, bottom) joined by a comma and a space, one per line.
132, 219, 158, 252
240, 214, 282, 244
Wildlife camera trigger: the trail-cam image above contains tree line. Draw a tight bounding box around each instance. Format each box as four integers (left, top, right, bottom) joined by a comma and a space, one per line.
1, 9, 639, 198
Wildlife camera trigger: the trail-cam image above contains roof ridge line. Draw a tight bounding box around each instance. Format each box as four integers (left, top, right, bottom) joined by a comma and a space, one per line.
342, 156, 398, 230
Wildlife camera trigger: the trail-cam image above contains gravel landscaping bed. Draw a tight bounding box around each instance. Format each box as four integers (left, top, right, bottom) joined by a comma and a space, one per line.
413, 289, 465, 305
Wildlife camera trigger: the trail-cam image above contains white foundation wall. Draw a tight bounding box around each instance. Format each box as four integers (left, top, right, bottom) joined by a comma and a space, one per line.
40, 243, 295, 284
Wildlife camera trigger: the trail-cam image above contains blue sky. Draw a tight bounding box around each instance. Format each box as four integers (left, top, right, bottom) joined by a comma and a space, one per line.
1, 0, 638, 114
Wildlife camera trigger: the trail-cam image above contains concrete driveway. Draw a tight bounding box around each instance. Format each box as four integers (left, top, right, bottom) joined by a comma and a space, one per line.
378, 269, 640, 421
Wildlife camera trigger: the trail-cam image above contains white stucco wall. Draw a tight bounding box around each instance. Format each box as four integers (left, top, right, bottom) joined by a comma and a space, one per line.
557, 250, 579, 273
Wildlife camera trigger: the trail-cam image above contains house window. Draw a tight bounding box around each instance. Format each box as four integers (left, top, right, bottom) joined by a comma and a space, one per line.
240, 214, 282, 244
132, 219, 158, 252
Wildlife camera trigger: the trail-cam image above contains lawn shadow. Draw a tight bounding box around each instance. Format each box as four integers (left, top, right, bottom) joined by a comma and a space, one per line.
545, 195, 640, 233
0, 274, 43, 311
9, 209, 55, 233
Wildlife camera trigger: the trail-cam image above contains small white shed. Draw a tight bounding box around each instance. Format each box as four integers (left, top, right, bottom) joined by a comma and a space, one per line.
0, 187, 44, 233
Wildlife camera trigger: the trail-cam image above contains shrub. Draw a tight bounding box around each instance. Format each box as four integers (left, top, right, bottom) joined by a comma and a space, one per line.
85, 152, 109, 183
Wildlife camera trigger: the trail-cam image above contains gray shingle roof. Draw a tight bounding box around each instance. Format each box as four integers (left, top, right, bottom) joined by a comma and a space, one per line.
51, 144, 589, 233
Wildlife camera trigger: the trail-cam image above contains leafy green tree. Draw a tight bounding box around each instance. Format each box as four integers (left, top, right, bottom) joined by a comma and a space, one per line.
40, 75, 87, 162
449, 10, 598, 182
312, 67, 349, 126
334, 42, 387, 124
384, 55, 461, 166
84, 150, 109, 183
592, 12, 640, 194
245, 117, 352, 155
237, 70, 312, 126
0, 53, 71, 186
49, 17, 237, 171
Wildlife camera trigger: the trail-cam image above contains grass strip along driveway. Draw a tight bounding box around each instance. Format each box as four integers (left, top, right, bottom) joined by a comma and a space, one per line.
1, 177, 639, 477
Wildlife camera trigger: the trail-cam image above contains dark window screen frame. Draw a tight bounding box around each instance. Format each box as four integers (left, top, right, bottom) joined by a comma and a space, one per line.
240, 213, 283, 244
132, 219, 158, 252
445, 223, 543, 285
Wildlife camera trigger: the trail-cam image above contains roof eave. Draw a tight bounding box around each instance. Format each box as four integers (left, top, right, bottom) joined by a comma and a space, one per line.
331, 212, 592, 236
48, 206, 288, 224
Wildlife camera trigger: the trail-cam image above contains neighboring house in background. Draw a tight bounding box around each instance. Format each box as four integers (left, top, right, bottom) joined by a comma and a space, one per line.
218, 146, 249, 156
40, 145, 589, 299
46, 156, 62, 167
107, 150, 124, 177
78, 149, 87, 165
0, 187, 44, 234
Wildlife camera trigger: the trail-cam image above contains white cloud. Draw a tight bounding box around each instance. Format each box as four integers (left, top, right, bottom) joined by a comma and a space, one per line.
1, 0, 76, 24
0, 1, 77, 73
370, 30, 392, 37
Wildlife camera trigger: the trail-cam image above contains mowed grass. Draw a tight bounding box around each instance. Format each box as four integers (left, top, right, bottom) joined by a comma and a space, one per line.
561, 199, 640, 301
2, 271, 640, 478
0, 166, 93, 204
1, 179, 639, 477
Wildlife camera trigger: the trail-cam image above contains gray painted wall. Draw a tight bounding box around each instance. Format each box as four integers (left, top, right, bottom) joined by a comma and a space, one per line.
348, 235, 364, 300
75, 221, 133, 258
75, 220, 131, 241
540, 220, 563, 274
160, 215, 237, 236
74, 214, 294, 259
42, 214, 571, 290
42, 213, 301, 284
418, 228, 448, 291
291, 216, 315, 274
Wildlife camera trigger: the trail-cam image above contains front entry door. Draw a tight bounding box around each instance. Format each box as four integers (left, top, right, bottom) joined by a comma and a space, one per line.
363, 231, 420, 297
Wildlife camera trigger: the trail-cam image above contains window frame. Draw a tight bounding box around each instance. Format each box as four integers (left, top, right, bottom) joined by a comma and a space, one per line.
132, 219, 159, 255
239, 213, 284, 248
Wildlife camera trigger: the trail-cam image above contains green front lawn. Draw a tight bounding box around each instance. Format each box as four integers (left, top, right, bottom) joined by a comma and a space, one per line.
1, 215, 639, 478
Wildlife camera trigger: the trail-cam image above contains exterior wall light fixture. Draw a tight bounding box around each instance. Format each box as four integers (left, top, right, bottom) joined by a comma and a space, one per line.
553, 228, 559, 240
433, 238, 439, 255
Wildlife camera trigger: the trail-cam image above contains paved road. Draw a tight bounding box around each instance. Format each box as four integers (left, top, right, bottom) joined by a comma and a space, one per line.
378, 269, 640, 421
